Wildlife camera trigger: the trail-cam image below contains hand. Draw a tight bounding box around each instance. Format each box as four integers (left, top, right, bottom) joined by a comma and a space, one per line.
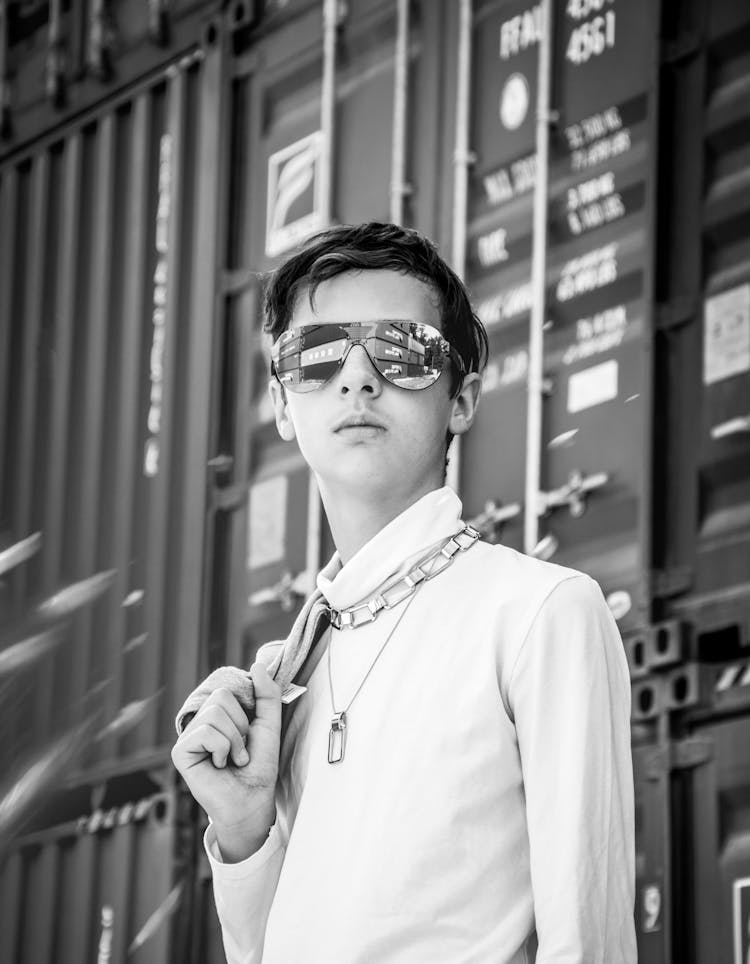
171, 662, 282, 862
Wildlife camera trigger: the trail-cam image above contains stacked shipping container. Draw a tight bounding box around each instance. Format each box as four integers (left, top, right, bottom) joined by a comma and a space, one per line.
0, 0, 749, 960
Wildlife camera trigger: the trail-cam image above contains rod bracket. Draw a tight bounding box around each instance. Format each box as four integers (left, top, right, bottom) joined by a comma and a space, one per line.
148, 0, 170, 46
88, 1, 115, 81
46, 39, 67, 108
0, 82, 11, 139
645, 736, 713, 779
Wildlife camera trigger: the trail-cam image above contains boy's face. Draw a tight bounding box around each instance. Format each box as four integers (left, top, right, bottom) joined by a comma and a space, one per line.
268, 269, 480, 506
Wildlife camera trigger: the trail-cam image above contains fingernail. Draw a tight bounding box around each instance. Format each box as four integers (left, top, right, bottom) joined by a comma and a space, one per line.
237, 748, 249, 765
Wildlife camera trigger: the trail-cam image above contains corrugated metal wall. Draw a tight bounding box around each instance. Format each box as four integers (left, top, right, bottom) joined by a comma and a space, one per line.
0, 31, 224, 778
0, 791, 178, 963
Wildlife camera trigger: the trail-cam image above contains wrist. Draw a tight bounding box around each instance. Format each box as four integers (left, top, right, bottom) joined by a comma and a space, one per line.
214, 822, 274, 863
212, 804, 276, 864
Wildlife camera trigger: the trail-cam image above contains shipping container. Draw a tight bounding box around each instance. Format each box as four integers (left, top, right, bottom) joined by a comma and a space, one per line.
0, 775, 186, 964
653, 0, 750, 640
1, 0, 750, 961
0, 6, 227, 781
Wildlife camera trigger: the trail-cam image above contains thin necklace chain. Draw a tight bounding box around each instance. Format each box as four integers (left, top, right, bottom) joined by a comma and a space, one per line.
327, 586, 421, 718
324, 524, 481, 763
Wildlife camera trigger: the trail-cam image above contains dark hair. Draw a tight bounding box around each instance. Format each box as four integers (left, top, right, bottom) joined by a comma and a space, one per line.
263, 221, 488, 397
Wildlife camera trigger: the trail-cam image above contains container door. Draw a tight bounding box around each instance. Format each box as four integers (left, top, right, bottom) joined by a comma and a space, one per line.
462, 0, 659, 635
689, 717, 750, 964
541, 0, 659, 632
461, 0, 539, 552
654, 0, 750, 608
218, 1, 453, 658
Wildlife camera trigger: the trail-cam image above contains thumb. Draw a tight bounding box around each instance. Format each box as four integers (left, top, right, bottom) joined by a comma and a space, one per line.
248, 661, 282, 733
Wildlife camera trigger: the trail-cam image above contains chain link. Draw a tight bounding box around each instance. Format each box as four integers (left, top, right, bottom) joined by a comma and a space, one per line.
328, 523, 480, 630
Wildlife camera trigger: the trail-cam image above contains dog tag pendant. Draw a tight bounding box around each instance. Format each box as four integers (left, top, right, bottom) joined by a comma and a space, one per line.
328, 711, 347, 764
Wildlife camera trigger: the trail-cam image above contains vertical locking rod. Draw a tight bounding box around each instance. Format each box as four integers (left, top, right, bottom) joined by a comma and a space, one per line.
524, 0, 553, 555
447, 0, 473, 495
389, 0, 410, 225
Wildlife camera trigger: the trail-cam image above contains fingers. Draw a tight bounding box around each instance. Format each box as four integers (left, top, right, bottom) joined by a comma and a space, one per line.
176, 689, 250, 770
184, 721, 247, 770
171, 668, 281, 780
203, 686, 252, 737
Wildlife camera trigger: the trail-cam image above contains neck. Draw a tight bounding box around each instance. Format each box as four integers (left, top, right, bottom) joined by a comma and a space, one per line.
317, 479, 442, 565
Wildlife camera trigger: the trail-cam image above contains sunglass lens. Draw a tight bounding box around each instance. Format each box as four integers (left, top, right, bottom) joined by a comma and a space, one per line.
371, 323, 447, 389
273, 322, 452, 392
368, 341, 439, 389
275, 328, 348, 392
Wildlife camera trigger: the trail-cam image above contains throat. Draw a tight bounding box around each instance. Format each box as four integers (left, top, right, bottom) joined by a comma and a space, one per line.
318, 482, 443, 565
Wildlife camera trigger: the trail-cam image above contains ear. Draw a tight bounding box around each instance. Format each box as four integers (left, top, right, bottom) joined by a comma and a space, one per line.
448, 372, 482, 438
268, 379, 297, 442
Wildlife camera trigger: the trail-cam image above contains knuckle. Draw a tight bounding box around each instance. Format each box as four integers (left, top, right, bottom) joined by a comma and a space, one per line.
211, 687, 234, 706
210, 687, 245, 719
197, 704, 223, 726
193, 722, 221, 746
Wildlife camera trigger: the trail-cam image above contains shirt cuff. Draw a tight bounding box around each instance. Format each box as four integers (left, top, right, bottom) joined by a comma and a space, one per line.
204, 821, 283, 880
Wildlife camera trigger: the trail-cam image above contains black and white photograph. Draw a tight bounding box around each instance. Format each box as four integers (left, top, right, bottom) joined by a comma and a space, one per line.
1, 1, 749, 961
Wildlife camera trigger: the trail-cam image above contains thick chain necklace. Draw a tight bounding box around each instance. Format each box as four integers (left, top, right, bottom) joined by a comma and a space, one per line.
326, 523, 480, 763
327, 523, 480, 630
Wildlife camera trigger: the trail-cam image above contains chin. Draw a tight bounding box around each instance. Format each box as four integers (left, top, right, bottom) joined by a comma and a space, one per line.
317, 458, 394, 492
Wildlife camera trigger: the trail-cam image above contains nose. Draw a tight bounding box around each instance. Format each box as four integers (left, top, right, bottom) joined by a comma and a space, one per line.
337, 343, 383, 396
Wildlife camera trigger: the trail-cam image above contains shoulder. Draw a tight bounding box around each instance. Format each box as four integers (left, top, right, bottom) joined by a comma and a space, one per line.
454, 540, 615, 699
470, 541, 611, 637
459, 537, 595, 611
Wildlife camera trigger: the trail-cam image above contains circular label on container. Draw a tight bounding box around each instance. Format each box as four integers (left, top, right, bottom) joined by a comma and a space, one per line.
607, 590, 632, 621
499, 73, 530, 131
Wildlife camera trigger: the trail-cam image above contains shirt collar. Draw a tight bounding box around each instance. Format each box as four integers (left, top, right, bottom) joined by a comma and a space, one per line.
316, 486, 464, 610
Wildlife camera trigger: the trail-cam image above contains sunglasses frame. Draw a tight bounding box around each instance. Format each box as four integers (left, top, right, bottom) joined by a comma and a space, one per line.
270, 320, 465, 394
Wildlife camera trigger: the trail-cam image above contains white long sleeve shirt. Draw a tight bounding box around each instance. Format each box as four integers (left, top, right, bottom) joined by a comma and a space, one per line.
206, 486, 636, 963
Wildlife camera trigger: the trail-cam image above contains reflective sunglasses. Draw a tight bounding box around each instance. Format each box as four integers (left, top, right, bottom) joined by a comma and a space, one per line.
270, 320, 464, 393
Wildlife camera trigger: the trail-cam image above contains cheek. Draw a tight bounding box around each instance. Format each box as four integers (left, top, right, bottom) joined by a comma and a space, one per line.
286, 404, 323, 454
401, 397, 452, 451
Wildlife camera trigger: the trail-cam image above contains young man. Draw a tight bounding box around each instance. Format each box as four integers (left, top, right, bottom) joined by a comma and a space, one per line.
172, 222, 636, 963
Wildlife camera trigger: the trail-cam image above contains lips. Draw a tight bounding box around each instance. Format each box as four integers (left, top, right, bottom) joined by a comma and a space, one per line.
333, 412, 387, 432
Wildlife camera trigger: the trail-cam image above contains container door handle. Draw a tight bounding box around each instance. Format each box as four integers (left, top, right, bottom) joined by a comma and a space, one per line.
537, 469, 609, 519
468, 500, 522, 539
249, 570, 309, 612
710, 414, 750, 440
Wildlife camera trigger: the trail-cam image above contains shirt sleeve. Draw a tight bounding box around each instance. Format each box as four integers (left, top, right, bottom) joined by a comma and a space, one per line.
204, 822, 285, 964
508, 573, 637, 964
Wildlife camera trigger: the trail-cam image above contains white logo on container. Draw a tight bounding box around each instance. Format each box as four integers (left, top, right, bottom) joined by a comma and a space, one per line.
266, 132, 326, 257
